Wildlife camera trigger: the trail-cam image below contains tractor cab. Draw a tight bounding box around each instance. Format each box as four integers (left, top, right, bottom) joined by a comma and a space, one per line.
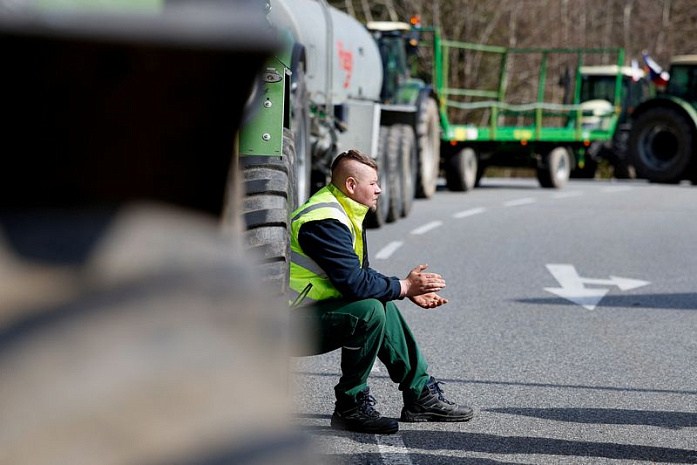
579, 65, 651, 129
366, 18, 425, 105
366, 21, 412, 103
665, 55, 697, 102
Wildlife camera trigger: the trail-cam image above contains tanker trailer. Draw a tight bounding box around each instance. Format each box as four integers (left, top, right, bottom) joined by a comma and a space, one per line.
269, 0, 423, 226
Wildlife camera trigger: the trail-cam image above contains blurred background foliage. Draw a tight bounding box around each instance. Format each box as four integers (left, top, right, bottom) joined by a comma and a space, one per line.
330, 0, 695, 129
330, 0, 695, 62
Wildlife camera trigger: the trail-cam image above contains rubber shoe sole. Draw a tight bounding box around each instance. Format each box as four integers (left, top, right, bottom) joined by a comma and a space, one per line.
331, 412, 399, 434
400, 407, 475, 423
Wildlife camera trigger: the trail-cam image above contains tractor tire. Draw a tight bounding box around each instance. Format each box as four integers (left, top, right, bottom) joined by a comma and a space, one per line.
386, 125, 403, 223
291, 58, 312, 206
366, 126, 391, 228
628, 107, 694, 183
397, 125, 416, 217
537, 146, 571, 188
445, 147, 477, 192
242, 128, 296, 295
0, 208, 308, 465
415, 97, 440, 199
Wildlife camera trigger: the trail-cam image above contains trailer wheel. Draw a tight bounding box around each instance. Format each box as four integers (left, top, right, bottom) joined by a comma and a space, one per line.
628, 107, 694, 183
415, 97, 440, 198
367, 126, 391, 228
537, 146, 570, 188
445, 147, 477, 192
242, 128, 296, 295
397, 125, 416, 217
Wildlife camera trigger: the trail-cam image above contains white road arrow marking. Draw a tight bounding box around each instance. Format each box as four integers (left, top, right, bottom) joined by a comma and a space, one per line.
544, 264, 650, 310
545, 286, 610, 311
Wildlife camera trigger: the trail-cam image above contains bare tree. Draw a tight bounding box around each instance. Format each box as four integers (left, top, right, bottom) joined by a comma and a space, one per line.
329, 0, 694, 109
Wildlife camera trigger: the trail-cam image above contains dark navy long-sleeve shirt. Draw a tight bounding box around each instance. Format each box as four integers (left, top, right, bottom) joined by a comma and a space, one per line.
298, 218, 402, 302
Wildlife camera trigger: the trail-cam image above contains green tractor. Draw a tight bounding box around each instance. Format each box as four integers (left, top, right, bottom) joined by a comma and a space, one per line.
366, 19, 441, 201
573, 65, 652, 179
628, 55, 697, 183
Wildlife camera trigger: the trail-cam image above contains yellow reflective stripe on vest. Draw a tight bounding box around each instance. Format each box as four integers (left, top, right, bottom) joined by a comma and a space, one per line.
290, 250, 327, 278
292, 201, 345, 222
291, 201, 355, 238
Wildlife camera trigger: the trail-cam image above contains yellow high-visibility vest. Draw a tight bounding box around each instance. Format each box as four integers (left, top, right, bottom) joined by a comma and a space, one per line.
289, 183, 368, 305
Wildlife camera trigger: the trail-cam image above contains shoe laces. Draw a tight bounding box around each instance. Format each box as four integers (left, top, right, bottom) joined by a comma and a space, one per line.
428, 379, 455, 405
356, 392, 380, 418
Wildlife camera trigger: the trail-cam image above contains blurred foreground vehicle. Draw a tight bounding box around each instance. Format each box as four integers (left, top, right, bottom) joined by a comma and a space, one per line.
0, 1, 311, 463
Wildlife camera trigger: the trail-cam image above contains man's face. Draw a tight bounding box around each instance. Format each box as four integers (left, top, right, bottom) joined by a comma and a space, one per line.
349, 163, 381, 211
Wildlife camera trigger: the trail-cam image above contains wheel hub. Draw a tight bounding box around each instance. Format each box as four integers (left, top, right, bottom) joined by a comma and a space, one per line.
643, 125, 679, 167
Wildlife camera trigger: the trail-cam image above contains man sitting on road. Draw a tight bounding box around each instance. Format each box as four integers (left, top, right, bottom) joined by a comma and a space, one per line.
290, 149, 474, 434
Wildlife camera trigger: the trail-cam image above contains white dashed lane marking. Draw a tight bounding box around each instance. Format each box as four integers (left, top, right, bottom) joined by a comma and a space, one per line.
375, 241, 404, 260
452, 207, 486, 219
410, 220, 443, 235
503, 197, 536, 207
376, 184, 632, 261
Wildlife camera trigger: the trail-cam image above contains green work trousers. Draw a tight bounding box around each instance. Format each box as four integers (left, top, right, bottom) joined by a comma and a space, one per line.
296, 298, 430, 409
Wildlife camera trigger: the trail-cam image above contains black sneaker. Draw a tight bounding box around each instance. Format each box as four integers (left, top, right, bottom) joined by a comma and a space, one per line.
401, 377, 474, 422
331, 388, 399, 434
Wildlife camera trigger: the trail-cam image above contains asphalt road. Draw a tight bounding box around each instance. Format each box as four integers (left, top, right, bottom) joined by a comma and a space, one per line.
290, 177, 697, 465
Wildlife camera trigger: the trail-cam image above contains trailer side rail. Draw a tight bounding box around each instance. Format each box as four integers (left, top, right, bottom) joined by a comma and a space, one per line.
429, 32, 626, 145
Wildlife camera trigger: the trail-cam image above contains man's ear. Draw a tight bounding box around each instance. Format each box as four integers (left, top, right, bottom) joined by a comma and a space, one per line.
345, 176, 357, 194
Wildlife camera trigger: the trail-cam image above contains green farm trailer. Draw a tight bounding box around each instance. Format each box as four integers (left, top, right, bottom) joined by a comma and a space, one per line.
417, 28, 627, 189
